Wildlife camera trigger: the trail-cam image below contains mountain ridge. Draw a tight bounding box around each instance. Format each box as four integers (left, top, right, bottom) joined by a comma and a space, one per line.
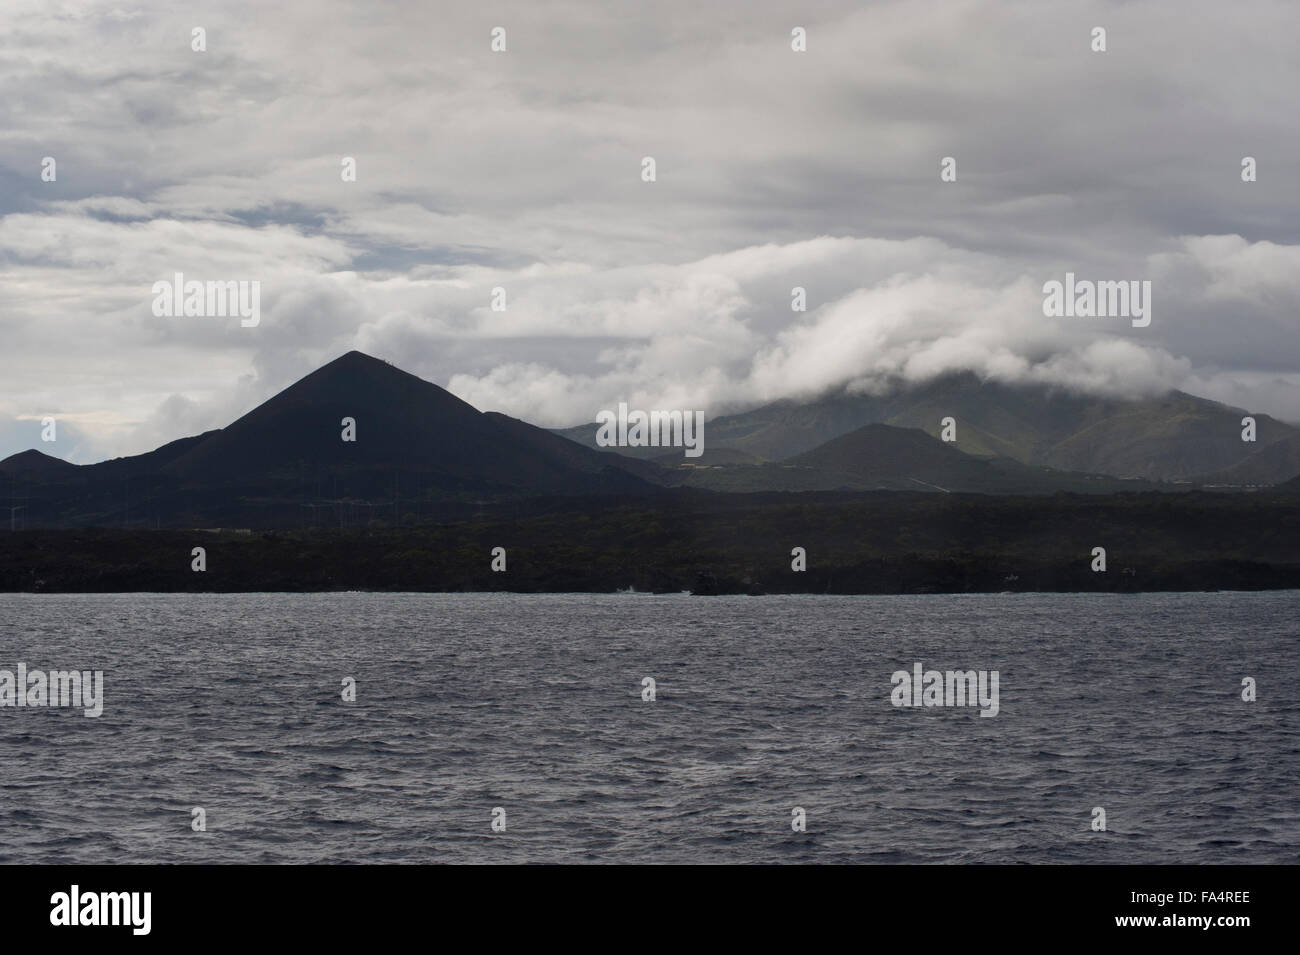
554, 372, 1300, 484
0, 351, 654, 527
6, 355, 1298, 530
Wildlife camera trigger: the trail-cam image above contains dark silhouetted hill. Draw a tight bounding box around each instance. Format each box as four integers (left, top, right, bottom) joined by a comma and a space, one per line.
0, 449, 77, 478
0, 351, 652, 527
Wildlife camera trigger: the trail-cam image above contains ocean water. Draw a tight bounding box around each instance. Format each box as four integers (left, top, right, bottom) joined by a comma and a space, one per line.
0, 591, 1296, 864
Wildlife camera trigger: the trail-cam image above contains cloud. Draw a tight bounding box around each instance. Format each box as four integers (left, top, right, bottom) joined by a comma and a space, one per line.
1, 0, 1298, 460
441, 233, 1300, 424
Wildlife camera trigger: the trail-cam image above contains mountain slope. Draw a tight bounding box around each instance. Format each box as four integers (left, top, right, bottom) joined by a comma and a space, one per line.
1198, 431, 1300, 486
785, 423, 1015, 491
1, 351, 654, 527
659, 422, 1159, 494
161, 351, 648, 495
85, 431, 220, 478
0, 449, 78, 478
556, 372, 1298, 482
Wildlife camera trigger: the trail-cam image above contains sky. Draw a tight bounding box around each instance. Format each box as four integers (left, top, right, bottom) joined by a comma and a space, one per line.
1, 0, 1298, 463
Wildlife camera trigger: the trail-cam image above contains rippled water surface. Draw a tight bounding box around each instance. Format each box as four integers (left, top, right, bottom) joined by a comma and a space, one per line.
1, 591, 1296, 863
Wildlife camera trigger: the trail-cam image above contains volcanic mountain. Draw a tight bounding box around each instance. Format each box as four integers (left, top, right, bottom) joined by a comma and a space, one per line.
8, 353, 1298, 529
555, 372, 1300, 484
649, 422, 1157, 494
0, 351, 652, 527
154, 351, 647, 491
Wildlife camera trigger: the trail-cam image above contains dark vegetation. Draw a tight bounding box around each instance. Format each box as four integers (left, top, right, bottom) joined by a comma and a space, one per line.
4, 488, 1298, 594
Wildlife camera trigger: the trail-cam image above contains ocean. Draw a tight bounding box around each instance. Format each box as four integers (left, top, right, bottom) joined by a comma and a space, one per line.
1, 591, 1296, 863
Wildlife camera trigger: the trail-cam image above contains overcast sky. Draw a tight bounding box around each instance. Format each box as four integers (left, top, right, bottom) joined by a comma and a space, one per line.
2, 0, 1298, 463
